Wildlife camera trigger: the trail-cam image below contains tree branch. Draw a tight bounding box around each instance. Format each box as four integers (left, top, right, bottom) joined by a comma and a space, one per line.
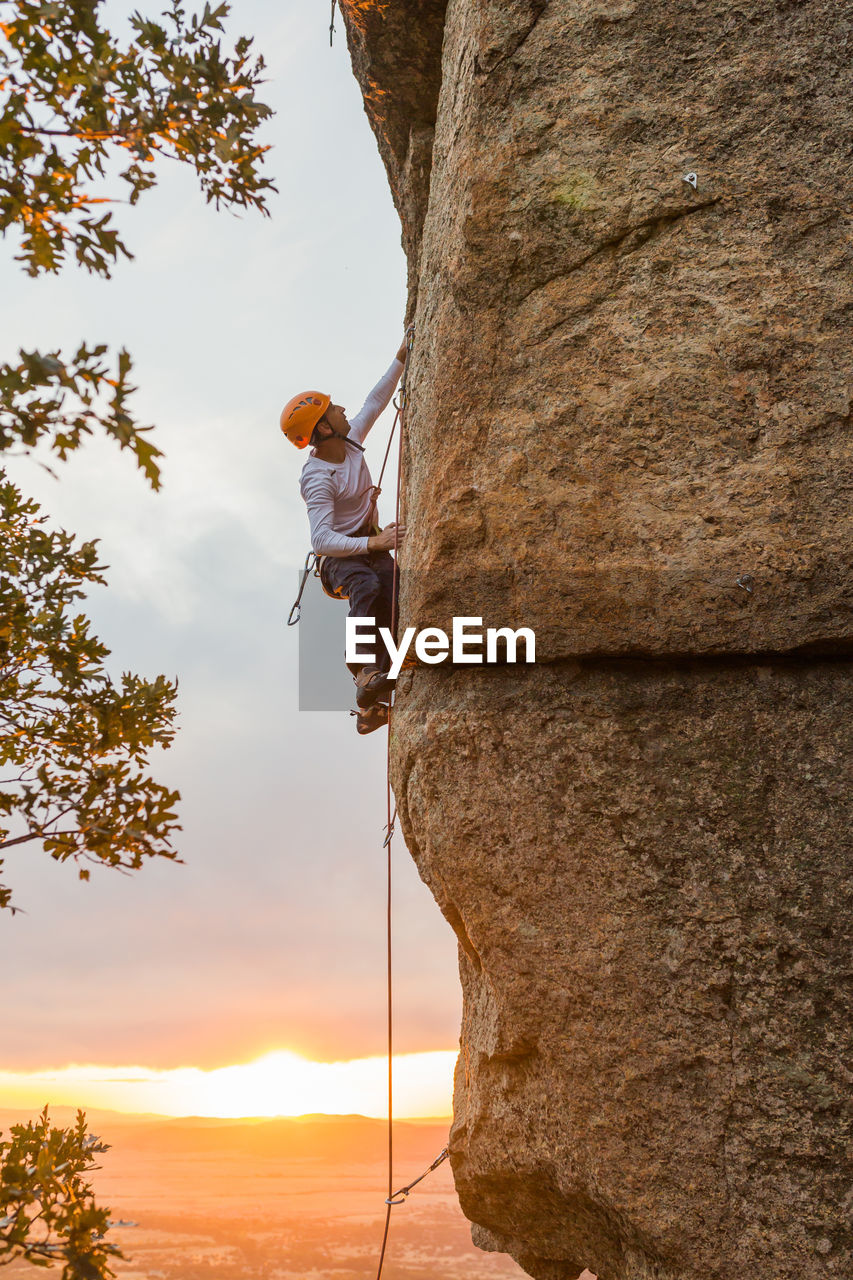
15, 125, 147, 141
0, 831, 45, 850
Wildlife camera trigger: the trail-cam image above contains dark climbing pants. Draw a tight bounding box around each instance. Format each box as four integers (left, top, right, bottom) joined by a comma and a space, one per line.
320, 550, 398, 676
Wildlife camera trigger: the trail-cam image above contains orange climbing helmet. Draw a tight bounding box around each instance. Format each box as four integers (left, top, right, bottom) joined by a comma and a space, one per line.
280, 390, 331, 449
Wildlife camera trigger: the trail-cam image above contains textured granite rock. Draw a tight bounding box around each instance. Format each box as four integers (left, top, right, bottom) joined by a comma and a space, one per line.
345, 0, 852, 656
339, 1, 853, 1277
393, 660, 853, 1279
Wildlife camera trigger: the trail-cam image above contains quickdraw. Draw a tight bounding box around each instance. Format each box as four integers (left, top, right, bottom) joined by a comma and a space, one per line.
385, 1148, 450, 1206
286, 551, 319, 627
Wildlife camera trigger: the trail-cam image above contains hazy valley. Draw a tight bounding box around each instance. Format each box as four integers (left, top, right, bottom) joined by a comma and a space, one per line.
1, 1110, 525, 1280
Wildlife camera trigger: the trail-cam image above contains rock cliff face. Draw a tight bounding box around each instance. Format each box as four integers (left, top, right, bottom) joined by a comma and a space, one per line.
339, 3, 853, 1277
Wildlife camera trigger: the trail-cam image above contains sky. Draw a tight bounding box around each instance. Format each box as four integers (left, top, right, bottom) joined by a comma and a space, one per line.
0, 0, 461, 1117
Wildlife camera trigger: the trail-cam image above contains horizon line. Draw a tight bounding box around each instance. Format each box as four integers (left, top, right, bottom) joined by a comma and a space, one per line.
0, 1048, 458, 1121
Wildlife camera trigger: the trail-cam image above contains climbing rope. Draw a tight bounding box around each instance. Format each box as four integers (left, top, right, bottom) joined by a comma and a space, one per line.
329, 0, 337, 47
375, 744, 395, 1279
286, 324, 445, 1275
362, 322, 414, 531
375, 324, 411, 1280
373, 325, 451, 1280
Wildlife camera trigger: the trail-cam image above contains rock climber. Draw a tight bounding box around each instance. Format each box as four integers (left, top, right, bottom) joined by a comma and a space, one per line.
280, 336, 408, 735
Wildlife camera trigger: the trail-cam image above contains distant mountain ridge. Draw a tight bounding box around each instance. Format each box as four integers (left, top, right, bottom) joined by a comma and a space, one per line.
0, 1108, 450, 1164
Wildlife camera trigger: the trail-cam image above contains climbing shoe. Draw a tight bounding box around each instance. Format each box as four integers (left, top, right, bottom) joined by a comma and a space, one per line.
355, 664, 394, 709
352, 702, 390, 735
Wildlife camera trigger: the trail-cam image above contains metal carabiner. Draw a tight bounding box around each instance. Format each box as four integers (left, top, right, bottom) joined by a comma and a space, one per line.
287, 551, 318, 626
394, 324, 416, 410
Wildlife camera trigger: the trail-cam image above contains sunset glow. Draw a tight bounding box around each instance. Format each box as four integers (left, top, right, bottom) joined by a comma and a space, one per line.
0, 1050, 456, 1119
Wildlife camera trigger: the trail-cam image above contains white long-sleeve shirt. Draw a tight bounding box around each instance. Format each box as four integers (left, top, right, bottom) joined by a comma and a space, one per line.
299, 359, 403, 557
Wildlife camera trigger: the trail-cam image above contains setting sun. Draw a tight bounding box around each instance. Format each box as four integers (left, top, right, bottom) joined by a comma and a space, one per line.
0, 1049, 456, 1119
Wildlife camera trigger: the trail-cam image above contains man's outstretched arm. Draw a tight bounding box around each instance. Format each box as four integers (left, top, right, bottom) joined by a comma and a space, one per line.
348, 337, 408, 443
